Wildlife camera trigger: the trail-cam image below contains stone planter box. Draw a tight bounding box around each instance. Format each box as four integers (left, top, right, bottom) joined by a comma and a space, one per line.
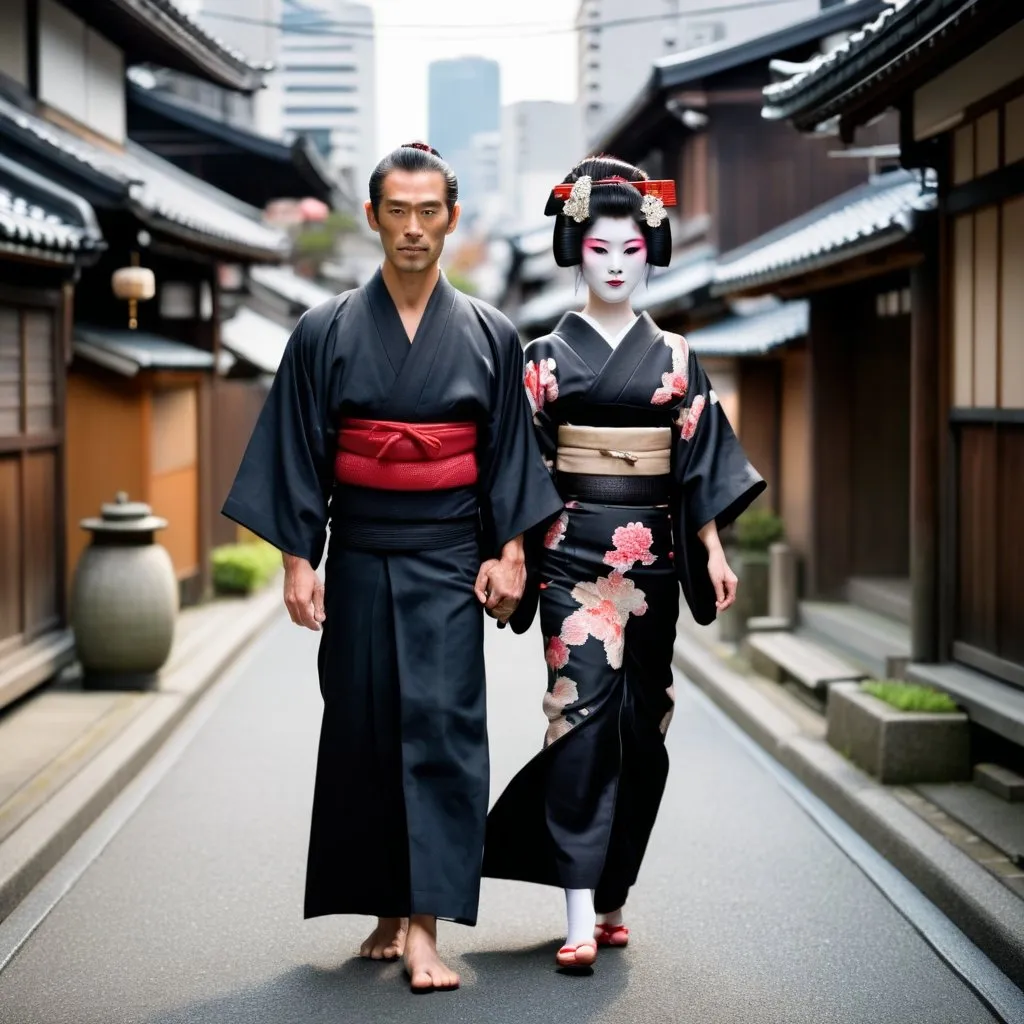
826, 682, 971, 784
718, 547, 770, 643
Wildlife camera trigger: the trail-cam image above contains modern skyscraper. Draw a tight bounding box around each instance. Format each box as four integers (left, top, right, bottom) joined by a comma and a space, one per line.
278, 0, 377, 197
577, 0, 820, 143
427, 57, 500, 168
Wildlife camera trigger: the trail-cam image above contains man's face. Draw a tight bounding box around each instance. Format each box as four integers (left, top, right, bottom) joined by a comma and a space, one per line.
365, 169, 460, 274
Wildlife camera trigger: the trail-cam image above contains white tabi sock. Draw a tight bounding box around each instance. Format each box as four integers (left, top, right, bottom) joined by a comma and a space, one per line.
564, 888, 597, 947
600, 907, 624, 928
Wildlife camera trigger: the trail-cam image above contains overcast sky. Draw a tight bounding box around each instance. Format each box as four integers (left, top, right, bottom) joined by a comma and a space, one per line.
371, 0, 580, 150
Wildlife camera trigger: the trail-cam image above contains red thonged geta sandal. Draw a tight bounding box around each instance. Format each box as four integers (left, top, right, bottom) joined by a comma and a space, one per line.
556, 939, 598, 968
594, 922, 630, 947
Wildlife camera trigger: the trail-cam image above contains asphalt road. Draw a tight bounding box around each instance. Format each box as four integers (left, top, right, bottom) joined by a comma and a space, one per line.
0, 609, 1004, 1024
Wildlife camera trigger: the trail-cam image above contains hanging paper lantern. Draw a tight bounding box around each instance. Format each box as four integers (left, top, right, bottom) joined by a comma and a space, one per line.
111, 252, 156, 329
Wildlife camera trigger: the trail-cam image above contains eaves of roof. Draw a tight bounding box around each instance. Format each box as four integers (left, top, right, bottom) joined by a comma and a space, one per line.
687, 300, 809, 358
0, 95, 290, 263
761, 0, 1018, 132
713, 169, 936, 295
58, 0, 272, 94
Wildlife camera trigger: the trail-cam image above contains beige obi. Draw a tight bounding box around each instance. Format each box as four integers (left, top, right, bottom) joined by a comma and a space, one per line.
555, 425, 672, 476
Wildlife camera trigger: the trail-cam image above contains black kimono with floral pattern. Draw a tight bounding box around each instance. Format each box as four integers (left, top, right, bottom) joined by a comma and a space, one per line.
483, 310, 764, 912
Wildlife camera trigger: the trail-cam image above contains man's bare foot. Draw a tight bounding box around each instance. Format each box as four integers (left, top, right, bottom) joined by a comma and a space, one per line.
404, 915, 460, 992
359, 917, 408, 960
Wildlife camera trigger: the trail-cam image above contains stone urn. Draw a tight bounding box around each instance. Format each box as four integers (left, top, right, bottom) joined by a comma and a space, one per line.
71, 492, 179, 689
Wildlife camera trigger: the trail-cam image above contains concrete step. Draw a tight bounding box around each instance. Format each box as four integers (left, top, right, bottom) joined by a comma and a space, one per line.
847, 576, 912, 625
745, 630, 867, 694
798, 601, 911, 680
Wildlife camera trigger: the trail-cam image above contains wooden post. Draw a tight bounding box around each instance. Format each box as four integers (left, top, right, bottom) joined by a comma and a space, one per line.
910, 220, 940, 662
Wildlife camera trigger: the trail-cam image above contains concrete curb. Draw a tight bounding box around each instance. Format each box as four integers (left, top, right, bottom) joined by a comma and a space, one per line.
0, 586, 283, 923
674, 639, 1024, 988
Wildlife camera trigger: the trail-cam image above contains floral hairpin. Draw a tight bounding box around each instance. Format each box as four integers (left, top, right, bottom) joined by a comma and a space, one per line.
561, 176, 592, 223
640, 193, 668, 228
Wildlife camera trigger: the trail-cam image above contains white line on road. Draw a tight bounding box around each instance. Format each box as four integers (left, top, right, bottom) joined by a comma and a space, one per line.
678, 669, 1024, 1024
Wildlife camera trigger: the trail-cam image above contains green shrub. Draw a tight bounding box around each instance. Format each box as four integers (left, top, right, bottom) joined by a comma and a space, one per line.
734, 508, 785, 552
861, 680, 959, 714
212, 540, 281, 595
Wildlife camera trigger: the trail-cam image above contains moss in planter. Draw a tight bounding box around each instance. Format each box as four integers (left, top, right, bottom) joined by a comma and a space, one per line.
861, 680, 958, 714
734, 508, 784, 552
212, 540, 281, 595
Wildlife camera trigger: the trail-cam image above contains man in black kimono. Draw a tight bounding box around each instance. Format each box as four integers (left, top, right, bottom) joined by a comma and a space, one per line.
223, 142, 562, 992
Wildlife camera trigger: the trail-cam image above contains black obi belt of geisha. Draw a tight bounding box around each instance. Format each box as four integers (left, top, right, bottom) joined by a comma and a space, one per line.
555, 425, 672, 506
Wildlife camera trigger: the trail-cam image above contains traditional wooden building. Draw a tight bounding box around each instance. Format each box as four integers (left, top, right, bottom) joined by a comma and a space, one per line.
0, 0, 289, 625
0, 152, 104, 710
762, 0, 1024, 747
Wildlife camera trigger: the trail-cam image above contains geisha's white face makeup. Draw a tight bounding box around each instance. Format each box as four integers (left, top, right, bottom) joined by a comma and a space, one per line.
580, 216, 647, 304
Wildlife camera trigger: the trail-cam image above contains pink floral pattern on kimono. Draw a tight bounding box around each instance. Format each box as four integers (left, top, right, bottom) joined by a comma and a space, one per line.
604, 522, 657, 571
545, 635, 570, 671
524, 357, 559, 413
652, 332, 689, 405
560, 572, 648, 669
678, 394, 706, 441
544, 511, 569, 550
543, 676, 580, 745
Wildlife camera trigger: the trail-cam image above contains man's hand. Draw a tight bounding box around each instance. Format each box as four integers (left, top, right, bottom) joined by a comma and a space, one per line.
283, 554, 325, 631
474, 535, 526, 624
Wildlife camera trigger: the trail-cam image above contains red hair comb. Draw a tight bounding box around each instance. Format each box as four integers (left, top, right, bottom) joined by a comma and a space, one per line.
551, 178, 677, 207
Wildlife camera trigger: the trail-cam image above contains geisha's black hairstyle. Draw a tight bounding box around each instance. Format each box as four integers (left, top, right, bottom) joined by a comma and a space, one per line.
368, 141, 459, 216
545, 155, 672, 268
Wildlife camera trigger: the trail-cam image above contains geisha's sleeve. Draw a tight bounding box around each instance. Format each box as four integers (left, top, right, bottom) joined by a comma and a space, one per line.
478, 322, 563, 562
672, 352, 766, 625
221, 310, 333, 568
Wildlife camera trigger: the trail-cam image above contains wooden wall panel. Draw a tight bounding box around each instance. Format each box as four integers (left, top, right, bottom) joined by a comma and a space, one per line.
850, 315, 911, 577
151, 386, 197, 475
1001, 197, 1024, 408
779, 348, 810, 563
952, 215, 974, 407
738, 360, 781, 511
150, 466, 198, 579
0, 457, 21, 644
997, 427, 1024, 665
973, 207, 999, 407
957, 425, 998, 653
64, 372, 146, 591
23, 311, 56, 435
0, 307, 20, 436
23, 450, 58, 637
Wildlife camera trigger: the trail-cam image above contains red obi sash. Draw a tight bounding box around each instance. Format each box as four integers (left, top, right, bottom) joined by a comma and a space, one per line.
334, 418, 479, 491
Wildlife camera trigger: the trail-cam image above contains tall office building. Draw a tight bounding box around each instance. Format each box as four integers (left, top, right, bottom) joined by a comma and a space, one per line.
577, 0, 820, 142
278, 0, 377, 196
500, 101, 584, 228
427, 57, 500, 169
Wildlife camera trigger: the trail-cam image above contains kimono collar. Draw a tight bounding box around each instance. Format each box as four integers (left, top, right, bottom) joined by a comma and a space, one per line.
569, 311, 639, 350
552, 309, 661, 377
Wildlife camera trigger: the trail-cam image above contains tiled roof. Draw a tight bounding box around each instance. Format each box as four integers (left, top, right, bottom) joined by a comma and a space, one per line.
687, 300, 808, 358
761, 0, 1005, 129
713, 170, 936, 294
249, 265, 337, 310
0, 95, 290, 262
61, 0, 271, 93
221, 305, 292, 375
0, 153, 104, 265
75, 327, 216, 377
516, 249, 716, 333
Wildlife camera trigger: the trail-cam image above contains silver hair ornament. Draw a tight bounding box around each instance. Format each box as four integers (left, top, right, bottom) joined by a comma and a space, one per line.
640, 193, 668, 228
562, 176, 592, 223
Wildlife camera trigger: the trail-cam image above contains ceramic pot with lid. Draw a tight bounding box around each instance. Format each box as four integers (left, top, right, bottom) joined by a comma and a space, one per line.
71, 492, 179, 688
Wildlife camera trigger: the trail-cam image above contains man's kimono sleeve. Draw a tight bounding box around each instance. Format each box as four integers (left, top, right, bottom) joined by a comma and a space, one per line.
478, 317, 562, 560
672, 353, 766, 625
221, 311, 332, 568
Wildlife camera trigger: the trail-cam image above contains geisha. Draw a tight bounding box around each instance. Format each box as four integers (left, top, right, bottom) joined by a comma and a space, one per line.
483, 156, 765, 968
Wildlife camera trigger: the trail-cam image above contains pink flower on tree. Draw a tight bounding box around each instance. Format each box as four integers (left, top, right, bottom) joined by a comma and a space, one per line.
604, 522, 657, 571
545, 635, 570, 670
678, 394, 706, 441
559, 571, 648, 669
544, 512, 569, 550
524, 358, 559, 413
